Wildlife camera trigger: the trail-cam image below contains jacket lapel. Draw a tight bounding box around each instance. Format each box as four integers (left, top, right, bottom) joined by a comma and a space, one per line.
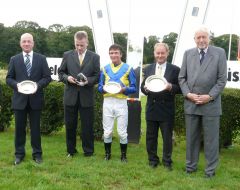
199, 46, 213, 72
80, 50, 90, 70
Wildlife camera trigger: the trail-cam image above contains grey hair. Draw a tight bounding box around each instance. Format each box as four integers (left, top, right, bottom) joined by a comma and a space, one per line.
154, 42, 169, 52
194, 26, 210, 38
74, 31, 88, 41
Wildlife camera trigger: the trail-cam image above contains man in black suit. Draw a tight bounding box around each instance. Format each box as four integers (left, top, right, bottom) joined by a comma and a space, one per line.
141, 43, 181, 169
58, 31, 100, 157
6, 33, 51, 165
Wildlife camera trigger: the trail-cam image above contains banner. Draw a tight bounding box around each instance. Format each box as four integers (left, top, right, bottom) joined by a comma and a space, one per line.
88, 0, 114, 67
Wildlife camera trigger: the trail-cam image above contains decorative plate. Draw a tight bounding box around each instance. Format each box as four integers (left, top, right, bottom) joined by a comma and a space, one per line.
145, 75, 167, 92
103, 82, 121, 94
18, 80, 37, 94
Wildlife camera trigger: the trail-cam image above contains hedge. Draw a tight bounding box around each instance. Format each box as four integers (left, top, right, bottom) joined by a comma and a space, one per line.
0, 80, 239, 146
0, 81, 103, 140
174, 89, 240, 147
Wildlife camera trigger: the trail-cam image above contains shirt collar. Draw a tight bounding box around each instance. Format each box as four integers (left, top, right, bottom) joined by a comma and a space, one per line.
23, 51, 33, 57
198, 47, 208, 54
156, 62, 167, 67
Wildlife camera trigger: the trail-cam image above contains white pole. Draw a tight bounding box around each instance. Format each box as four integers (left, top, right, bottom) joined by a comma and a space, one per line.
228, 0, 234, 61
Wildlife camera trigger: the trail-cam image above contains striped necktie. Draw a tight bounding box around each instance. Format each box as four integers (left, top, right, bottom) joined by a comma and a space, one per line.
200, 50, 205, 65
25, 54, 31, 76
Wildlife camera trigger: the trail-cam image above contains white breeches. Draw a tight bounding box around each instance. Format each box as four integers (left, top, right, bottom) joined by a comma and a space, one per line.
103, 97, 128, 144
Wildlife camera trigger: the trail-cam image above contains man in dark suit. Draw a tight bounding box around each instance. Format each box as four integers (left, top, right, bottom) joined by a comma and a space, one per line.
6, 33, 51, 165
141, 43, 181, 169
178, 26, 227, 178
58, 31, 100, 157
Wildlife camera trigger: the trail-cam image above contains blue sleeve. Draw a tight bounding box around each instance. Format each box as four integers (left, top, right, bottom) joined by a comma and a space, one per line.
98, 70, 105, 93
124, 68, 136, 95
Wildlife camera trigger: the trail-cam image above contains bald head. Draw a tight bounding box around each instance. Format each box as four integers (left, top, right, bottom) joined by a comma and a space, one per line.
20, 33, 34, 53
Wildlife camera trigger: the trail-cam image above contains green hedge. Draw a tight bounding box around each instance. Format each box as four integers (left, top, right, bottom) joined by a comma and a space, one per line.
0, 81, 103, 139
174, 89, 240, 147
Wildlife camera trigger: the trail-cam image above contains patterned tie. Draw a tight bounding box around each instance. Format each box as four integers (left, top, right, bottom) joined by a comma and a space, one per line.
200, 50, 205, 65
79, 54, 83, 65
156, 65, 162, 76
25, 54, 31, 76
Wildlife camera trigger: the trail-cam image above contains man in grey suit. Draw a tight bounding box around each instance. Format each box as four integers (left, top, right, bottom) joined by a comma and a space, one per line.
178, 26, 227, 178
58, 31, 100, 157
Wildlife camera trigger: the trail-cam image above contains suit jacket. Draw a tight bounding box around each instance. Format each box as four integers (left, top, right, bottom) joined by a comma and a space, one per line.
58, 50, 100, 107
6, 52, 52, 110
178, 45, 227, 116
141, 63, 181, 121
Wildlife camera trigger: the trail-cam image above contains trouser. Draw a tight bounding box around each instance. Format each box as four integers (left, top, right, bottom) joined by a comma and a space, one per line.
14, 103, 42, 159
103, 97, 128, 144
64, 93, 94, 155
146, 120, 173, 165
185, 114, 219, 175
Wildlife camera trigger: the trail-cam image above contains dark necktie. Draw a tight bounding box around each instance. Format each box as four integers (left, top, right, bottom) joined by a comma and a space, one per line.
200, 50, 205, 64
25, 54, 31, 77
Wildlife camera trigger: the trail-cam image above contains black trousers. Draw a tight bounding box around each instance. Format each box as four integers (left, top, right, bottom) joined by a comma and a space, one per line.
64, 93, 94, 155
14, 103, 42, 159
146, 120, 173, 165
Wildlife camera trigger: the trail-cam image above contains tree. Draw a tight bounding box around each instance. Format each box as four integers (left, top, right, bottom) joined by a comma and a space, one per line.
211, 34, 239, 60
162, 32, 178, 63
143, 35, 159, 64
113, 33, 128, 62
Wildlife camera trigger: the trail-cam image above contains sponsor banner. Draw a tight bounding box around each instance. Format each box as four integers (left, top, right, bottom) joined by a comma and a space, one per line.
226, 61, 240, 88
47, 58, 62, 81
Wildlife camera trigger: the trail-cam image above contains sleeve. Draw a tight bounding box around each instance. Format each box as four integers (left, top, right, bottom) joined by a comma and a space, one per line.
58, 52, 69, 84
86, 54, 100, 86
208, 48, 227, 99
6, 56, 18, 91
124, 67, 136, 95
36, 56, 52, 90
178, 51, 191, 97
98, 69, 105, 94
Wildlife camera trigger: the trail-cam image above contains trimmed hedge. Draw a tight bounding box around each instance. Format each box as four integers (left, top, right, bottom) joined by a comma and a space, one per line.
0, 79, 239, 146
174, 89, 240, 147
0, 81, 103, 139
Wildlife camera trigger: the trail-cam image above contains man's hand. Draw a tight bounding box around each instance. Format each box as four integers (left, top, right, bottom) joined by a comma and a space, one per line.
67, 76, 77, 84
195, 94, 212, 105
144, 85, 149, 93
187, 93, 212, 105
186, 93, 199, 103
77, 80, 88, 86
165, 82, 172, 91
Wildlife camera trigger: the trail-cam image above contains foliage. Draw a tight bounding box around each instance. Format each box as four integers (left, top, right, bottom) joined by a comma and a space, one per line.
162, 32, 178, 63
0, 79, 104, 138
113, 33, 128, 62
41, 81, 64, 135
0, 81, 13, 131
174, 89, 240, 148
143, 35, 159, 64
211, 34, 239, 60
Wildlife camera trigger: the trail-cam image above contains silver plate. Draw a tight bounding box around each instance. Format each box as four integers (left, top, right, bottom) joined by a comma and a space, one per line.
18, 80, 37, 94
103, 82, 121, 94
145, 75, 167, 92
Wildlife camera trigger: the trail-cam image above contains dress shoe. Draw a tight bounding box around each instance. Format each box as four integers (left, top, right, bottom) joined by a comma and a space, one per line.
84, 153, 93, 157
149, 162, 159, 168
14, 157, 23, 165
205, 172, 215, 178
104, 153, 111, 160
33, 157, 42, 164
